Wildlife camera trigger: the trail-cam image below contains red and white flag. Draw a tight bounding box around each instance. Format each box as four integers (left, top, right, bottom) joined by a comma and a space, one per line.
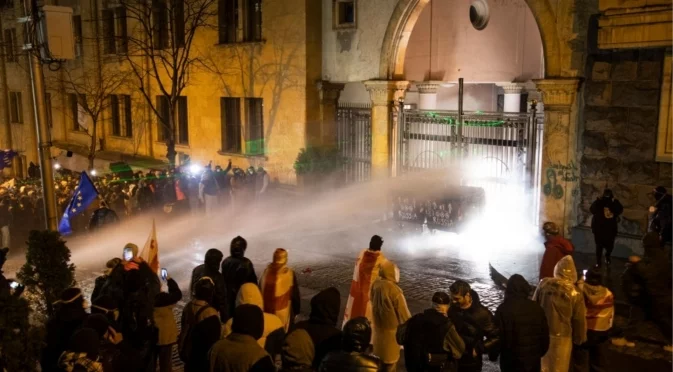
140, 219, 160, 274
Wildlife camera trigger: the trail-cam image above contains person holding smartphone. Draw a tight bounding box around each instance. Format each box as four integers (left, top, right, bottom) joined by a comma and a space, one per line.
154, 268, 182, 372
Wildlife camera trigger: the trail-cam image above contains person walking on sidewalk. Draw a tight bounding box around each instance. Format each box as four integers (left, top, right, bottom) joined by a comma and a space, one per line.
590, 189, 623, 267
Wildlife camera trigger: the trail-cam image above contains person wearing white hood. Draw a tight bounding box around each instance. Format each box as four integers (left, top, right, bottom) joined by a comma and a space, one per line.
222, 282, 286, 365
370, 260, 411, 372
533, 255, 587, 372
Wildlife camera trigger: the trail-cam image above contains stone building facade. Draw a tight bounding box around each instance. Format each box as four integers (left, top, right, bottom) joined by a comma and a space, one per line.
0, 0, 322, 185
575, 0, 672, 254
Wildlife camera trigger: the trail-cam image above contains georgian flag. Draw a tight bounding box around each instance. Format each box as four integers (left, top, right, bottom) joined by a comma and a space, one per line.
140, 219, 160, 274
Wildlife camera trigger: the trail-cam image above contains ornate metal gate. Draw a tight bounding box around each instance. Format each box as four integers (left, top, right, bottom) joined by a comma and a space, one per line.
397, 103, 543, 208
337, 103, 372, 183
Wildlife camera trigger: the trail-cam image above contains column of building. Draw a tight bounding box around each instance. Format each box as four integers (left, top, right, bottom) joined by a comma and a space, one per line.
316, 81, 345, 147
415, 81, 440, 110
501, 83, 524, 112
364, 80, 409, 179
534, 78, 581, 236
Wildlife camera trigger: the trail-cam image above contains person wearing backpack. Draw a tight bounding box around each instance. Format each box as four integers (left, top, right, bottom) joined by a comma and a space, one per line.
179, 277, 221, 372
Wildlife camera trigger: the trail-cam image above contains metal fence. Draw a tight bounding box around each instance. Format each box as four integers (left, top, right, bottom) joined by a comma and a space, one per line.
397, 104, 544, 221
337, 103, 372, 183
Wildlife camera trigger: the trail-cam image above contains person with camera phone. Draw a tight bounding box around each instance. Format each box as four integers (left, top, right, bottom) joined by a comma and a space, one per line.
154, 267, 182, 372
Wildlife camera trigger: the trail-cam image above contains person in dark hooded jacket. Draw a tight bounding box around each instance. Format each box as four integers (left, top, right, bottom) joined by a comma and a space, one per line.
281, 329, 315, 372
494, 274, 549, 372
622, 232, 672, 347
88, 200, 120, 232
319, 317, 382, 372
85, 313, 142, 371
649, 186, 672, 246
590, 189, 623, 267
221, 236, 258, 319
291, 287, 343, 368
191, 248, 228, 320
57, 328, 109, 372
41, 287, 89, 372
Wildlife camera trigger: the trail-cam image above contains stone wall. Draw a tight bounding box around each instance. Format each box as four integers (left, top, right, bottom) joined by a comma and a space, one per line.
580, 49, 671, 236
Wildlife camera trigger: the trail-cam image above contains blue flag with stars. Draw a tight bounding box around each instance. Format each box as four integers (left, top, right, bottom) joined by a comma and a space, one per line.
0, 150, 17, 170
58, 172, 99, 235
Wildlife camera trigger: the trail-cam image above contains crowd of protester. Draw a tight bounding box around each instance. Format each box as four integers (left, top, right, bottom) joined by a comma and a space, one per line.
0, 166, 671, 372
0, 219, 668, 372
0, 160, 270, 249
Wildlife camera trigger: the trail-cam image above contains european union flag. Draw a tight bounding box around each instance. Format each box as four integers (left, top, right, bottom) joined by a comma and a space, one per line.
58, 172, 99, 235
0, 150, 17, 170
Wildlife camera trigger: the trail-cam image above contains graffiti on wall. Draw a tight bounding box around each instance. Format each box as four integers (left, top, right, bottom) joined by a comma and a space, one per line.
543, 161, 580, 199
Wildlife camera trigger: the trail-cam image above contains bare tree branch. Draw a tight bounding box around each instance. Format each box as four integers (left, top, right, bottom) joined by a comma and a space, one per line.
120, 0, 216, 164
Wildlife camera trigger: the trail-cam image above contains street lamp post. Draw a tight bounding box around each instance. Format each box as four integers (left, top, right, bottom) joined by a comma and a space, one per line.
21, 0, 58, 230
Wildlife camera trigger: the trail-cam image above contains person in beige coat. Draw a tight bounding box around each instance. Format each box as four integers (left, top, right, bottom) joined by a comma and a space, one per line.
370, 260, 411, 372
153, 274, 183, 372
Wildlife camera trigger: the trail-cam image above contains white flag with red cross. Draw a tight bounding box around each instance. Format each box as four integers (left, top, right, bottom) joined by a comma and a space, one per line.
140, 219, 160, 274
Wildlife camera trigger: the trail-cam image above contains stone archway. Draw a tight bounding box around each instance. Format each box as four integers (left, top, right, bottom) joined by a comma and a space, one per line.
379, 0, 564, 80
375, 0, 583, 236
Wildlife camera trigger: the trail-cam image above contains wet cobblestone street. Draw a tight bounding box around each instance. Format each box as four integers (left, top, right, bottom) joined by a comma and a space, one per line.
4, 214, 671, 371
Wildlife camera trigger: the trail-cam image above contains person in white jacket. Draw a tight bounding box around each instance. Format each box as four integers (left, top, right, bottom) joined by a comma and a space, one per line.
534, 255, 587, 372
370, 260, 411, 372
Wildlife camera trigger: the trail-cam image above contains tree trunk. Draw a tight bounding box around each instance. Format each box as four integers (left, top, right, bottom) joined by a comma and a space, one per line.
166, 107, 177, 168
88, 121, 97, 170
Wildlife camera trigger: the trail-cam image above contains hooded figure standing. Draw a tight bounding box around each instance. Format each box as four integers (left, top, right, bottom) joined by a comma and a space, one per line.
494, 274, 549, 372
88, 200, 120, 232
190, 248, 228, 320
221, 236, 258, 320
209, 304, 276, 371
539, 222, 574, 281
222, 283, 285, 363
199, 169, 220, 216
41, 287, 90, 372
371, 260, 411, 372
649, 186, 672, 246
260, 248, 301, 331
293, 287, 343, 369
343, 235, 387, 328
320, 317, 383, 372
622, 232, 672, 349
590, 189, 623, 267
533, 255, 587, 372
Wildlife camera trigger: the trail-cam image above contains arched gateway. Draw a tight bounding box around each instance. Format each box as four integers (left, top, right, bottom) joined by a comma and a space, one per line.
350, 0, 583, 235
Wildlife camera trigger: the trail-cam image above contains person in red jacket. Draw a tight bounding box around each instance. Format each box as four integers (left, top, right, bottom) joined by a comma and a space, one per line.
539, 222, 574, 280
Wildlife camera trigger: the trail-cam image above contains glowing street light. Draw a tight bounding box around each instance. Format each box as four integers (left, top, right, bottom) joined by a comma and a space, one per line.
189, 164, 203, 176
53, 163, 61, 170
91, 170, 97, 176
